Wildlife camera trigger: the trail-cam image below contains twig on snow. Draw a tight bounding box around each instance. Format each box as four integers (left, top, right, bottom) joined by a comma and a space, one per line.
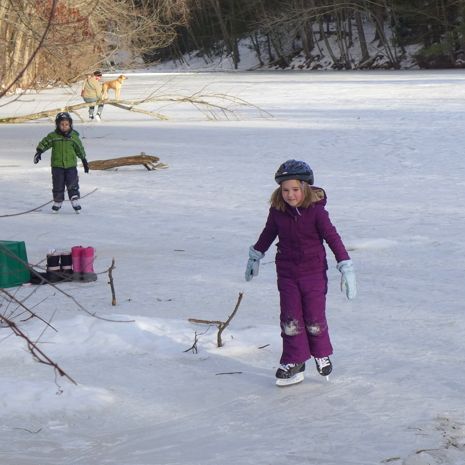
188, 292, 244, 348
183, 331, 200, 354
107, 258, 117, 306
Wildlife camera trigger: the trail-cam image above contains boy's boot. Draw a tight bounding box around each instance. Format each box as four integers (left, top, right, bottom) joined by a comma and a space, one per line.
71, 246, 83, 281
46, 252, 62, 283
60, 251, 73, 281
70, 195, 81, 212
52, 201, 62, 212
81, 247, 97, 282
88, 106, 95, 120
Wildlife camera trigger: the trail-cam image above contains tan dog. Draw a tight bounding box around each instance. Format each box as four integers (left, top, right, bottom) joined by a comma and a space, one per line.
102, 74, 127, 100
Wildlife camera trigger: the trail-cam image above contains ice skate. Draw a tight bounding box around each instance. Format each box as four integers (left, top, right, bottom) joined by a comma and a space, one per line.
275, 363, 305, 387
314, 357, 332, 377
51, 201, 62, 213
71, 196, 81, 213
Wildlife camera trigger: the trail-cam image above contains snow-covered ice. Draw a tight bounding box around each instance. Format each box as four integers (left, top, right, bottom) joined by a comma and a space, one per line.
1, 70, 465, 464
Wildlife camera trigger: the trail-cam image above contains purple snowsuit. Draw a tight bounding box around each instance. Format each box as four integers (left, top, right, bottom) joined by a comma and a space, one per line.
253, 187, 350, 364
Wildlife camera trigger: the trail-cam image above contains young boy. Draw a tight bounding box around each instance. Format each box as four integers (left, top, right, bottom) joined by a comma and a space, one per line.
34, 112, 89, 213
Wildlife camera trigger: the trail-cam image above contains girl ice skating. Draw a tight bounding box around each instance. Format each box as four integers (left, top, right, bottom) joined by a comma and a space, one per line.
245, 159, 356, 386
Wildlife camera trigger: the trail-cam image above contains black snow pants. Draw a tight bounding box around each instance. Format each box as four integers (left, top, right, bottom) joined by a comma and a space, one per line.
51, 167, 80, 202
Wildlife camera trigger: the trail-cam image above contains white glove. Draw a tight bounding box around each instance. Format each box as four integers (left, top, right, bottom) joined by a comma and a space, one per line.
245, 246, 264, 281
337, 259, 357, 300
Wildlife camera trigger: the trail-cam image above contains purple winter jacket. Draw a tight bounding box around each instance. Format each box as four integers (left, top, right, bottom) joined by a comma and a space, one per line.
253, 187, 350, 278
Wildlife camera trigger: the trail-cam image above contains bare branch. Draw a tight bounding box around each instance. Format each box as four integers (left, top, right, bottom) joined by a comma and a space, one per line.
217, 292, 244, 348
0, 313, 77, 385
183, 331, 200, 354
106, 258, 117, 306
188, 292, 244, 348
0, 289, 57, 332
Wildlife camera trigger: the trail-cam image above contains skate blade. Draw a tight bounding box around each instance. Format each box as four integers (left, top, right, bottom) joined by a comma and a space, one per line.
275, 372, 304, 387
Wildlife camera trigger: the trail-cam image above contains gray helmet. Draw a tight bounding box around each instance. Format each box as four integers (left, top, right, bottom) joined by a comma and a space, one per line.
275, 159, 314, 185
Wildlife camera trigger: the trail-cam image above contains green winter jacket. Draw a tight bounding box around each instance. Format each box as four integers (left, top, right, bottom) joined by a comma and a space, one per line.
36, 130, 86, 168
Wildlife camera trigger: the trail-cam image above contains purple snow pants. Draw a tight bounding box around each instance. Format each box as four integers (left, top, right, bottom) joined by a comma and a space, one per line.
277, 271, 332, 364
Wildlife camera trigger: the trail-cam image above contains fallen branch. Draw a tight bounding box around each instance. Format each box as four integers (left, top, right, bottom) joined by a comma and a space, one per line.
188, 292, 244, 348
88, 153, 168, 171
13, 427, 43, 434
0, 91, 272, 124
106, 101, 168, 120
215, 372, 243, 375
0, 102, 97, 124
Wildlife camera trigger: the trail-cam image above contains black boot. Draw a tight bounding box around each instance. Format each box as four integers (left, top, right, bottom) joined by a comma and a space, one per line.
46, 253, 62, 283
60, 252, 73, 281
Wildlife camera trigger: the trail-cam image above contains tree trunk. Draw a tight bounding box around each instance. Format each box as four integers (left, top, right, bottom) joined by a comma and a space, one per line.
355, 10, 370, 64
209, 0, 238, 68
250, 33, 264, 66
319, 18, 338, 66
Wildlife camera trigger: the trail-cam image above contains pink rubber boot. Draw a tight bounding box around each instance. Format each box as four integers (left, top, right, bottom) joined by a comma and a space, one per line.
81, 247, 97, 282
71, 246, 83, 281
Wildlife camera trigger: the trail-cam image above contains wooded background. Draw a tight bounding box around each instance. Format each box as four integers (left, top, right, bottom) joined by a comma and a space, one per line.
1, 0, 464, 93
163, 0, 465, 70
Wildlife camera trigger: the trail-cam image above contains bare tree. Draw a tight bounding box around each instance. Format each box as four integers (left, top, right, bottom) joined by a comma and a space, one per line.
0, 0, 191, 95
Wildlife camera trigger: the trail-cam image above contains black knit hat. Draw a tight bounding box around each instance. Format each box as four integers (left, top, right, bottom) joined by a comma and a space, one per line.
275, 159, 314, 185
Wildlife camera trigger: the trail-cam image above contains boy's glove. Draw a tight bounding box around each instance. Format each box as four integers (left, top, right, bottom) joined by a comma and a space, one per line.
245, 246, 264, 281
337, 259, 357, 300
33, 151, 42, 164
82, 159, 89, 173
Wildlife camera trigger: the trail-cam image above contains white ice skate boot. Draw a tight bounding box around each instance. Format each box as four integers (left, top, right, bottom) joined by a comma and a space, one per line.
52, 201, 62, 213
70, 196, 81, 213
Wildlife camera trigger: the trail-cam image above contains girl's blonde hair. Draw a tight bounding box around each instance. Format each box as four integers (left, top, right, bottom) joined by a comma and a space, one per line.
270, 181, 321, 211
